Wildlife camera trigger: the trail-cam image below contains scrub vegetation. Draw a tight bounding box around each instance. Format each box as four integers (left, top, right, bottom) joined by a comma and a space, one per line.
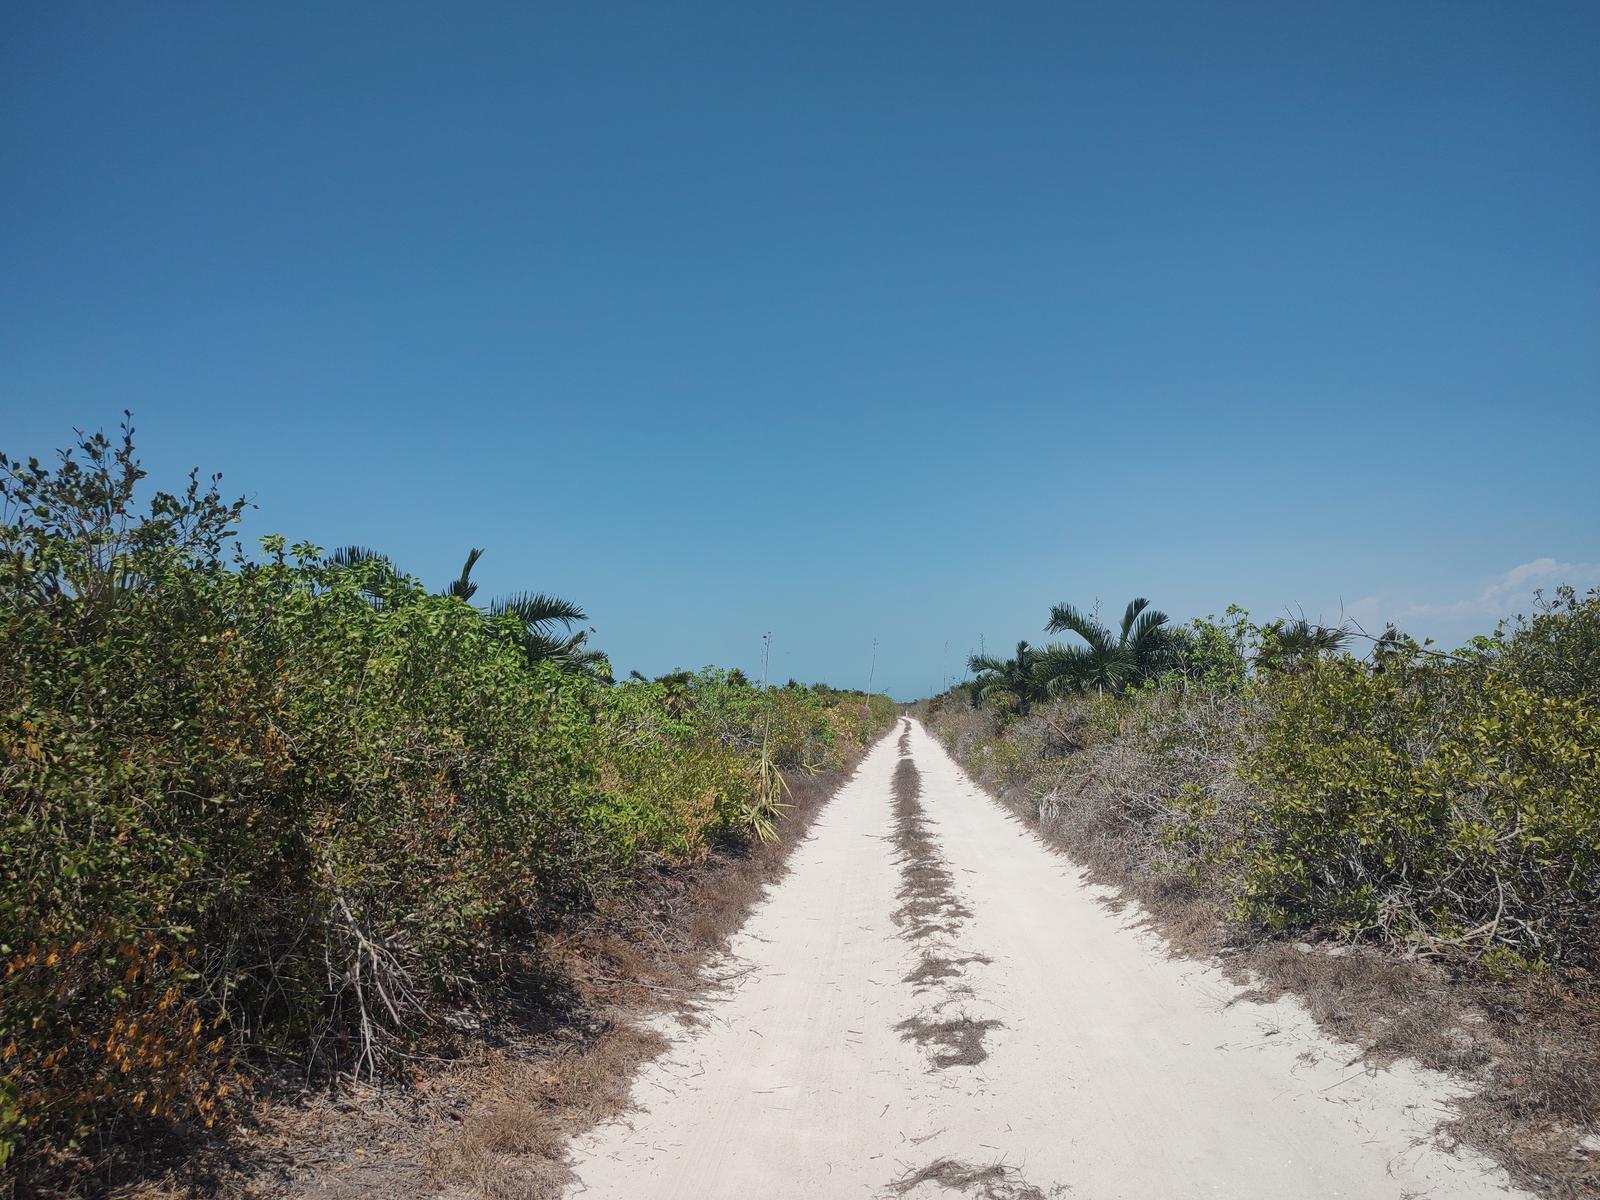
0, 420, 895, 1191
917, 594, 1600, 1195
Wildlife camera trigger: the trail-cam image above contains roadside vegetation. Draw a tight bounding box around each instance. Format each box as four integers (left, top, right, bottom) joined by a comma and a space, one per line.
917, 594, 1599, 1196
0, 420, 894, 1193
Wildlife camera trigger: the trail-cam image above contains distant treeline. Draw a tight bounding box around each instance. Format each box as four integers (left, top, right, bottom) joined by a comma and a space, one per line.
933, 590, 1599, 971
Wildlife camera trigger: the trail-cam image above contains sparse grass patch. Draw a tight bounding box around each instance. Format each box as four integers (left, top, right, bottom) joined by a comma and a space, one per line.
888, 1156, 1064, 1199
904, 954, 992, 989
888, 725, 1001, 1071
894, 1014, 1003, 1069
891, 755, 971, 942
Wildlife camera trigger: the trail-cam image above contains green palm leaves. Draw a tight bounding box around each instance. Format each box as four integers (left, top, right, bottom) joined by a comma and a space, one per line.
1255, 617, 1350, 674
442, 546, 485, 600
1040, 597, 1177, 696
486, 589, 595, 672
965, 640, 1042, 712
966, 598, 1179, 711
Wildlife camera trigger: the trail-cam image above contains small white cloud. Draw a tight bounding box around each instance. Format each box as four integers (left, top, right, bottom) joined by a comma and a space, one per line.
1482, 557, 1569, 602
1342, 558, 1599, 644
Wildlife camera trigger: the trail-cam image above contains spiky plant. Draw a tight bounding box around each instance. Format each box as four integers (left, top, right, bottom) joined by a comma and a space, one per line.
326, 544, 388, 569
486, 589, 589, 667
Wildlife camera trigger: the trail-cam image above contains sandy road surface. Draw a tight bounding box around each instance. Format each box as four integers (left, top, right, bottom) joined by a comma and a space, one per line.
567, 720, 1526, 1199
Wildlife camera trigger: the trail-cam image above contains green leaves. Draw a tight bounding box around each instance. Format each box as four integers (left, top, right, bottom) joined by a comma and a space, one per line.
1034, 596, 1177, 701
967, 641, 1045, 712
1241, 626, 1600, 963
967, 600, 1184, 712
1, 418, 896, 1182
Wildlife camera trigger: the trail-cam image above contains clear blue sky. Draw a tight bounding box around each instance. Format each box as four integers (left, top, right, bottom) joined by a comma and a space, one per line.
4, 2, 1597, 698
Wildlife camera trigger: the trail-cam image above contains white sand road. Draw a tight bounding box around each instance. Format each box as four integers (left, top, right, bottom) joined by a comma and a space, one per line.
565, 720, 1527, 1199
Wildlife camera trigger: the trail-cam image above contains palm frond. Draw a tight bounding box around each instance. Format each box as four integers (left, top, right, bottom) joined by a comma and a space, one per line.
1046, 602, 1114, 652
518, 628, 577, 661
489, 591, 587, 630
1127, 606, 1170, 650
976, 682, 1021, 710
1098, 650, 1140, 688
1035, 644, 1092, 696
562, 635, 612, 682
326, 544, 389, 569
1255, 618, 1352, 673
442, 547, 484, 600
1119, 597, 1151, 641
324, 545, 402, 610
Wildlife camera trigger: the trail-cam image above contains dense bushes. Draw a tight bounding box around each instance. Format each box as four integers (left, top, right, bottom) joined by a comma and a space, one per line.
0, 425, 893, 1175
587, 673, 889, 862
1242, 596, 1600, 968
922, 594, 1600, 973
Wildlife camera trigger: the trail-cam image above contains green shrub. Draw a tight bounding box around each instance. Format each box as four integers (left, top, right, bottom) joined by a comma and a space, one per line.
1172, 606, 1254, 692
1240, 608, 1599, 965
585, 674, 895, 862
588, 677, 757, 863
924, 592, 1598, 973
0, 445, 604, 1158
0, 424, 897, 1174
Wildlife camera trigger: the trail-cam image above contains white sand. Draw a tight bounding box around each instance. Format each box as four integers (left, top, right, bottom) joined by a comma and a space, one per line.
566, 719, 1526, 1199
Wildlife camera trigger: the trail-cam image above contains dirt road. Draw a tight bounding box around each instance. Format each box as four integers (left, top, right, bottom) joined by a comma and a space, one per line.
566, 720, 1526, 1198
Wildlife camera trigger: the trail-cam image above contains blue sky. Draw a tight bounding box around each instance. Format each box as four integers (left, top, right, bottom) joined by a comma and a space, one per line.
3, 2, 1597, 698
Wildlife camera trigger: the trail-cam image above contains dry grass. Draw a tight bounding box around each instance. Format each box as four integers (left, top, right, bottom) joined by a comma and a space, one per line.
425, 1021, 668, 1200
888, 1156, 1064, 1198
891, 757, 971, 942
894, 1014, 1004, 1069
903, 954, 991, 988
888, 729, 1002, 1072
924, 702, 1600, 1199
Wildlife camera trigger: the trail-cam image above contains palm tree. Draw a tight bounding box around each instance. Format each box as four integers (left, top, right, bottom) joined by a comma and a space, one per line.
445, 550, 599, 674
626, 668, 699, 707
966, 641, 1044, 713
327, 544, 388, 570
1039, 597, 1176, 696
486, 589, 596, 672
1256, 617, 1349, 674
